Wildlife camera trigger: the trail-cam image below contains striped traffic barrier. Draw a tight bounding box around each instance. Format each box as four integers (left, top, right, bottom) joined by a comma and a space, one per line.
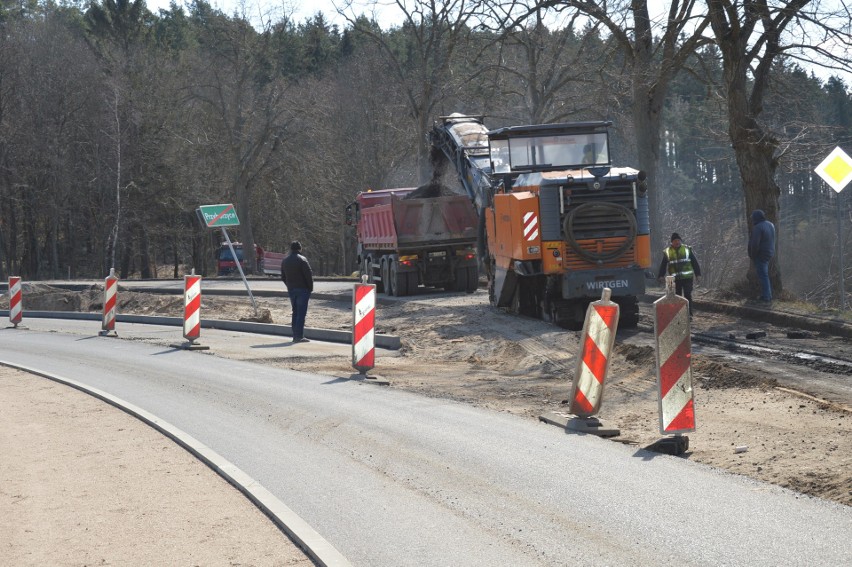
8, 276, 22, 328
170, 271, 209, 350
100, 268, 118, 336
653, 275, 695, 454
544, 287, 621, 436
352, 280, 376, 376
569, 287, 620, 417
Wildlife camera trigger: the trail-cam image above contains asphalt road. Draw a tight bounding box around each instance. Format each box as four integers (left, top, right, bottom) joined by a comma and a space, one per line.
1, 320, 850, 566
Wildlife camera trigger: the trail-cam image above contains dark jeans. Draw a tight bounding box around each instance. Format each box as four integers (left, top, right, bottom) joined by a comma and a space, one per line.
288, 288, 311, 339
675, 277, 694, 314
754, 259, 772, 301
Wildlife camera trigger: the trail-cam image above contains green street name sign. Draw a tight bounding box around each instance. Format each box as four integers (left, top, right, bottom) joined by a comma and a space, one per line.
198, 203, 240, 227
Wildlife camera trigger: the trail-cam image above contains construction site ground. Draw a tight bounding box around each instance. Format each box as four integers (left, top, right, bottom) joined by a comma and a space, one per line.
13, 282, 852, 511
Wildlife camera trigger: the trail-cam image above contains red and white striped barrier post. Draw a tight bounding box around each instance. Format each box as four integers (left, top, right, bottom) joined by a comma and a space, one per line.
570, 287, 620, 416
8, 276, 22, 328
653, 275, 696, 454
100, 268, 118, 336
352, 279, 376, 377
170, 270, 209, 350
560, 287, 621, 436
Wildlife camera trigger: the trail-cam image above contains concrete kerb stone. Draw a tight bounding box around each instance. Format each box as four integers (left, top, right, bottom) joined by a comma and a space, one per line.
641, 292, 852, 339
0, 310, 402, 350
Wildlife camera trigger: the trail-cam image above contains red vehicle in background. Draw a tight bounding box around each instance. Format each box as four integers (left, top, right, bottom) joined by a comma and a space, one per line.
216, 242, 285, 277
346, 187, 479, 296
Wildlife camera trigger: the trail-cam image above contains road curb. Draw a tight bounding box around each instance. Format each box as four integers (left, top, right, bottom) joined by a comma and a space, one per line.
0, 310, 402, 350
642, 292, 852, 339
0, 360, 352, 567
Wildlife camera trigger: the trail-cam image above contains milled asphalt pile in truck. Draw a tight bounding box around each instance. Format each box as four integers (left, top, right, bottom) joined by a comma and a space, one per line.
402, 145, 463, 199
403, 181, 459, 199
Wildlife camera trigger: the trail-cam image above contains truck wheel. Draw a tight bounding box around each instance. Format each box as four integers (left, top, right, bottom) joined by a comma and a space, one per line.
382, 260, 394, 296
367, 256, 384, 293
464, 266, 478, 293
406, 271, 419, 295
451, 266, 466, 292
614, 296, 639, 328
391, 261, 407, 297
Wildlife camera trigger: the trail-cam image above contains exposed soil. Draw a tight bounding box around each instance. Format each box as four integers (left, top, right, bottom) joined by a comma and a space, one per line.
0, 367, 313, 566
19, 283, 852, 507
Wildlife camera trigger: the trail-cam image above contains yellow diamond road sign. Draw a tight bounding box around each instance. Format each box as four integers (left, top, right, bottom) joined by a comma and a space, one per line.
815, 146, 852, 193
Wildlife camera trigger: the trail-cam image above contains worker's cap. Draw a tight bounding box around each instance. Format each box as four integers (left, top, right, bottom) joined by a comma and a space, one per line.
290, 241, 302, 251
670, 233, 681, 242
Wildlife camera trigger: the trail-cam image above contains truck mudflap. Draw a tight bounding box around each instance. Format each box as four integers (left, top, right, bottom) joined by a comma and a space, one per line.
562, 267, 646, 299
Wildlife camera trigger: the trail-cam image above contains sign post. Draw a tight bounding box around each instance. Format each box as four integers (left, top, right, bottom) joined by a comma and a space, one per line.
196, 203, 258, 314
814, 147, 851, 311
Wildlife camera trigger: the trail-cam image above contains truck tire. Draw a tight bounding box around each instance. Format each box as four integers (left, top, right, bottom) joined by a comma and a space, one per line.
614, 296, 640, 328
391, 260, 407, 297
464, 266, 478, 294
382, 259, 394, 296
450, 266, 466, 292
366, 256, 384, 293
405, 271, 419, 296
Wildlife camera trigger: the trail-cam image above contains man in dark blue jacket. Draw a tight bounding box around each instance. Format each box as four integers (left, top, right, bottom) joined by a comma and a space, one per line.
748, 210, 776, 303
281, 241, 314, 343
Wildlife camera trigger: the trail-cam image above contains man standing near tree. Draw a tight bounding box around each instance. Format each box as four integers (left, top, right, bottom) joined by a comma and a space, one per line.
281, 241, 314, 343
748, 210, 776, 304
657, 232, 702, 316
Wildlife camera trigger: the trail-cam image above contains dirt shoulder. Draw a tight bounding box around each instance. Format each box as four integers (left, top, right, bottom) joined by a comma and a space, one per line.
16, 283, 852, 507
0, 366, 314, 566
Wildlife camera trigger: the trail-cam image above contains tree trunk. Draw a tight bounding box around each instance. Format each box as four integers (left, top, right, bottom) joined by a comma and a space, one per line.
235, 173, 257, 275
173, 241, 179, 279
139, 225, 153, 279
119, 240, 132, 279
632, 82, 664, 250
724, 70, 783, 296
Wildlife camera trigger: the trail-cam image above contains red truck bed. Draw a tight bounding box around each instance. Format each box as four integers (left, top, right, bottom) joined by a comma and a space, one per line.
358, 188, 477, 250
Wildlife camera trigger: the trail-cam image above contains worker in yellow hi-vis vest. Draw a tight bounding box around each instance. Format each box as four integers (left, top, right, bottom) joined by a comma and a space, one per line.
657, 232, 702, 316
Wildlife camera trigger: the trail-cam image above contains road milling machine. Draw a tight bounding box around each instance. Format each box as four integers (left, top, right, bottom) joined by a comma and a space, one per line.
429, 114, 652, 329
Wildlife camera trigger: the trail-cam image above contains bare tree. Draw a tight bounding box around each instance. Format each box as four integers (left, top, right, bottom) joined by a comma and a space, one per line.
188, 9, 294, 274
476, 10, 610, 124
706, 0, 852, 296
341, 0, 488, 182
0, 9, 107, 279
496, 0, 712, 248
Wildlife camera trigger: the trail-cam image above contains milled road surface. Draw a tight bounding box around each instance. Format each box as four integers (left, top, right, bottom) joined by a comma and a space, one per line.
1, 321, 850, 566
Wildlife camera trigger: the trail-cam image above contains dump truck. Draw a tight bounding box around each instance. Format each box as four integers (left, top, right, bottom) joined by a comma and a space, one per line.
345, 187, 479, 296
429, 114, 652, 328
